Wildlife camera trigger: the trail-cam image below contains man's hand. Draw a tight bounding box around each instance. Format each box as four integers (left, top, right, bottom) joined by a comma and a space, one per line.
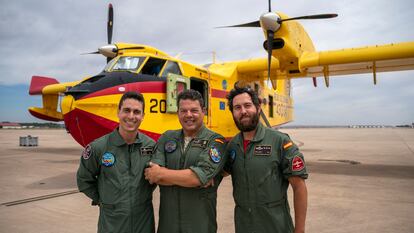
202, 179, 215, 188
144, 162, 164, 184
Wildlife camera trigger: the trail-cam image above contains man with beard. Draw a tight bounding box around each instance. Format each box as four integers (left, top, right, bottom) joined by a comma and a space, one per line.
77, 91, 156, 233
144, 89, 226, 233
224, 85, 308, 233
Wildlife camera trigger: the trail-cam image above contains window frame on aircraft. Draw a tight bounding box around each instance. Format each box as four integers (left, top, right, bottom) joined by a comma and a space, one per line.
109, 56, 146, 72
161, 61, 182, 77
139, 57, 168, 76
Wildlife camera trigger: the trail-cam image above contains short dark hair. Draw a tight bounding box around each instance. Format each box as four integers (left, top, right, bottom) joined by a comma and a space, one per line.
227, 85, 260, 112
177, 89, 204, 109
118, 91, 145, 113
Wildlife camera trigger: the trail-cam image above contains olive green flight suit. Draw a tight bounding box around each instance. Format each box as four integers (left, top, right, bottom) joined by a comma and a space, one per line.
77, 129, 156, 233
151, 125, 227, 233
225, 123, 308, 233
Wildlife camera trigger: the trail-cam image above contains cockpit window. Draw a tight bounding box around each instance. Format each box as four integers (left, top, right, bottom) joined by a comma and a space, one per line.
140, 57, 167, 76
161, 61, 182, 76
109, 56, 146, 71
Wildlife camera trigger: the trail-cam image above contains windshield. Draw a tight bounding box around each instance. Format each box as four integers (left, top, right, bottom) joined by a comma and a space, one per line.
109, 56, 146, 72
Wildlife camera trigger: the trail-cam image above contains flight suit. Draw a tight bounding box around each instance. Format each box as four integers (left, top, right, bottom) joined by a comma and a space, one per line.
77, 129, 156, 233
151, 126, 227, 233
225, 123, 308, 233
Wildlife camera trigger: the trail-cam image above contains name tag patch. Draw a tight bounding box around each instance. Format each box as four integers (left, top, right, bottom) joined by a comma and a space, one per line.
254, 145, 272, 156
141, 147, 153, 156
192, 139, 208, 148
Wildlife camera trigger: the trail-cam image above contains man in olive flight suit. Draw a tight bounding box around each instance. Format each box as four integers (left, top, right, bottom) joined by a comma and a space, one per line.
77, 91, 156, 233
144, 89, 227, 233
224, 86, 308, 233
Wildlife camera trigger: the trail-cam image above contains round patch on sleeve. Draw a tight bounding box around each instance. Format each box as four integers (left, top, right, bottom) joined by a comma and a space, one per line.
165, 140, 177, 153
82, 145, 92, 160
209, 146, 221, 163
230, 149, 236, 161
292, 156, 305, 171
102, 152, 116, 167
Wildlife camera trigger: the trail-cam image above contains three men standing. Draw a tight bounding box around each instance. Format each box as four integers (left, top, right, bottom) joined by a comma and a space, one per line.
225, 86, 308, 233
77, 87, 308, 233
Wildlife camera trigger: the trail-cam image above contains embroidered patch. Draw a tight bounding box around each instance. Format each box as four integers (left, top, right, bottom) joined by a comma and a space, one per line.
192, 139, 208, 148
165, 140, 177, 153
82, 145, 92, 160
209, 146, 221, 163
141, 147, 153, 156
253, 145, 272, 156
292, 156, 305, 171
283, 141, 293, 150
102, 152, 115, 167
214, 138, 225, 144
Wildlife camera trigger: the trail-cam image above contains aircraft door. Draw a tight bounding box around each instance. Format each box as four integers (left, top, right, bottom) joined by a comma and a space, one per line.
166, 73, 190, 113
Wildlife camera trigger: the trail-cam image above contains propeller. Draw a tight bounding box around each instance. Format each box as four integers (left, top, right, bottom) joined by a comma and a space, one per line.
81, 4, 117, 62
218, 1, 337, 90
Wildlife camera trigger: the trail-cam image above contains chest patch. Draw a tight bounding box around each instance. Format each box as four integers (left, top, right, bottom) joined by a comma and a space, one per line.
165, 140, 177, 153
192, 139, 208, 148
140, 147, 153, 156
253, 145, 272, 156
102, 152, 116, 167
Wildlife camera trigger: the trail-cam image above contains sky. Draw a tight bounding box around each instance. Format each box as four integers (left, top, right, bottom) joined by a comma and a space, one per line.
0, 0, 413, 125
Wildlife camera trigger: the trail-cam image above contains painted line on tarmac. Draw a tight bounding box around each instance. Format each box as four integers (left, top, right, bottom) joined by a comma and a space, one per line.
1, 190, 79, 207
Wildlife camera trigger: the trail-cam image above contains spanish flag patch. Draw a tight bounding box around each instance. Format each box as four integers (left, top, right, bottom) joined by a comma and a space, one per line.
214, 138, 225, 144
283, 141, 293, 149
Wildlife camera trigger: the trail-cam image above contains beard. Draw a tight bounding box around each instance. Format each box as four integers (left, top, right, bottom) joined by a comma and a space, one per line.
233, 112, 260, 132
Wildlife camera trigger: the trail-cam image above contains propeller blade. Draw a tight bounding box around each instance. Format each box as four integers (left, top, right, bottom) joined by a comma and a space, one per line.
81, 51, 100, 55
267, 30, 274, 88
279, 13, 338, 23
268, 0, 271, 12
216, 20, 260, 28
107, 3, 114, 44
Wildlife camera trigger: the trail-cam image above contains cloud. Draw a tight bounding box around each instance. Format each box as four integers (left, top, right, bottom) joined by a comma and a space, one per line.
0, 0, 413, 124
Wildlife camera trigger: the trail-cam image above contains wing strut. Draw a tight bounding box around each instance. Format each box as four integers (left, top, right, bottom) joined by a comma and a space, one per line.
260, 110, 272, 128
373, 61, 377, 85
323, 66, 330, 87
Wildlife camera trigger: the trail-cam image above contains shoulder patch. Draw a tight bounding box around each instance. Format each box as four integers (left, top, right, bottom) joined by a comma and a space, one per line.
209, 146, 221, 163
82, 144, 92, 160
283, 141, 293, 150
165, 140, 177, 153
292, 156, 305, 171
141, 146, 154, 156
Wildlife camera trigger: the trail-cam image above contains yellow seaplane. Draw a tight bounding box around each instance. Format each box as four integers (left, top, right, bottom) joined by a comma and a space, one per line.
28, 3, 414, 147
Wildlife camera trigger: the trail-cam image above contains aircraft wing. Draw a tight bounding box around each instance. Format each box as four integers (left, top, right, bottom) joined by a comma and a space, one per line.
298, 42, 414, 78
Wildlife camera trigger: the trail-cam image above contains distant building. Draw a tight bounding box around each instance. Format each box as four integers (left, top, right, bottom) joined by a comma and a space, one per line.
0, 122, 22, 129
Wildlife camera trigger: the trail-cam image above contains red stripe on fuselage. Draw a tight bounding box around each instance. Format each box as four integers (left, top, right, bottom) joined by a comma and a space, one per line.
80, 81, 166, 99
211, 89, 228, 99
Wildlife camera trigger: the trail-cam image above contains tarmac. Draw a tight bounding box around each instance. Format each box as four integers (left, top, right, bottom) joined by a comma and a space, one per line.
0, 128, 413, 233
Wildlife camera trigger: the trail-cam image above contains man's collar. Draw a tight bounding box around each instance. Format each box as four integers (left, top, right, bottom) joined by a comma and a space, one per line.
177, 125, 207, 140
110, 128, 142, 146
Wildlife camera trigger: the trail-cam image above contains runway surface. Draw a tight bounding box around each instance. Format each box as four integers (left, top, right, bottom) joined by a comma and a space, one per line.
0, 128, 413, 233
